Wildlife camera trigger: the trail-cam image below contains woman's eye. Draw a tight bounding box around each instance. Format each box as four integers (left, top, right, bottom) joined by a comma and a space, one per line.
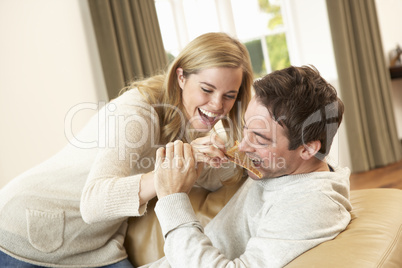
224, 94, 236, 100
201, 88, 212, 93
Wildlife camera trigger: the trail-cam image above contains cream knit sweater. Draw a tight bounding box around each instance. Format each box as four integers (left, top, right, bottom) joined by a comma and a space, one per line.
0, 89, 235, 267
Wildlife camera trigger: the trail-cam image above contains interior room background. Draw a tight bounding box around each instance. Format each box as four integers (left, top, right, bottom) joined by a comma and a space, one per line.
1, 0, 401, 189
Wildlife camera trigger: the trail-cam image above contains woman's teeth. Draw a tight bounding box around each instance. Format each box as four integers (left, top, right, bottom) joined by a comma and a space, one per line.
199, 108, 219, 118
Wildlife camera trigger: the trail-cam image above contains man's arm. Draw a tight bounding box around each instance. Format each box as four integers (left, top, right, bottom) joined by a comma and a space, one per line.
154, 193, 249, 267
153, 191, 350, 268
153, 141, 351, 267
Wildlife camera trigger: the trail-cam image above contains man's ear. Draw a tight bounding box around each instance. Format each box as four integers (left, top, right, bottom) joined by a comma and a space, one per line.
300, 140, 321, 160
176, 68, 185, 89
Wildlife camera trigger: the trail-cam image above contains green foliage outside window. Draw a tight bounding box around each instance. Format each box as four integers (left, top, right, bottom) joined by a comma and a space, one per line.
258, 0, 291, 74
258, 0, 283, 30
266, 33, 290, 71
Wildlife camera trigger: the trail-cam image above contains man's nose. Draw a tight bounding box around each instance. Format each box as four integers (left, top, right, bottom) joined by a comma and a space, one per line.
239, 135, 254, 153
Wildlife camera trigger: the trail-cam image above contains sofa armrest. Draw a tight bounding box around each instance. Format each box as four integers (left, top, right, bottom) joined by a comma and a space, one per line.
286, 188, 402, 267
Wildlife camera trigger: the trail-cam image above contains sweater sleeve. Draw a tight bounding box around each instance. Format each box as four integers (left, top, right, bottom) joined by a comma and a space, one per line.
152, 191, 351, 268
80, 95, 160, 224
154, 194, 248, 267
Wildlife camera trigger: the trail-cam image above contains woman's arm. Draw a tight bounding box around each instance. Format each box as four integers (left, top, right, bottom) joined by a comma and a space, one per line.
140, 172, 156, 205
80, 95, 160, 223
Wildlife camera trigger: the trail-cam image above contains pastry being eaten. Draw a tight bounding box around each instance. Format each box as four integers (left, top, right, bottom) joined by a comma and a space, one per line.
225, 141, 263, 178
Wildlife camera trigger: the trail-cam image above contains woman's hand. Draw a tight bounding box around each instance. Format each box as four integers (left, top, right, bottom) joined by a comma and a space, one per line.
154, 140, 198, 199
190, 135, 228, 168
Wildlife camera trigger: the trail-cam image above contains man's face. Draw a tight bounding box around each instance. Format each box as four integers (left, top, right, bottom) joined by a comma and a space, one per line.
239, 96, 303, 180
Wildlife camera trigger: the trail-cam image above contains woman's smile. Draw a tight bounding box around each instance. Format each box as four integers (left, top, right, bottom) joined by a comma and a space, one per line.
198, 108, 222, 125
178, 67, 243, 132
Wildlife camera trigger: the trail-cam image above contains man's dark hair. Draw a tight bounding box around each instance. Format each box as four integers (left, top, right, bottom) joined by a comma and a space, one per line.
253, 65, 344, 158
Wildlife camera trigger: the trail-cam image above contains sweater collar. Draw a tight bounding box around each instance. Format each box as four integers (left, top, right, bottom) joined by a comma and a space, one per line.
255, 165, 350, 190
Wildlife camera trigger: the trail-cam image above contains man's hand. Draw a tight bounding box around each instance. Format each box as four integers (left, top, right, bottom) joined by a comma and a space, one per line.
154, 140, 198, 199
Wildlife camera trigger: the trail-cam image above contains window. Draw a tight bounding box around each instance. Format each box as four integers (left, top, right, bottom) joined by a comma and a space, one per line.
155, 0, 290, 78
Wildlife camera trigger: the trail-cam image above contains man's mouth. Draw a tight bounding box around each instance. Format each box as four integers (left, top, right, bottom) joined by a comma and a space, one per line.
198, 108, 220, 124
250, 157, 262, 168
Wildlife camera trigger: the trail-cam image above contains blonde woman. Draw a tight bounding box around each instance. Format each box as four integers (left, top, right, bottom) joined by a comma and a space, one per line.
0, 32, 253, 268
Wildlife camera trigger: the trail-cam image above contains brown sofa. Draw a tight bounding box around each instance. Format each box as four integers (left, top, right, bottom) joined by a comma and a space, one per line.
124, 179, 402, 267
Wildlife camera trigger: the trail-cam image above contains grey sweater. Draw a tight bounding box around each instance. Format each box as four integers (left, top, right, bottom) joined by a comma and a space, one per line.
0, 89, 234, 267
145, 166, 352, 268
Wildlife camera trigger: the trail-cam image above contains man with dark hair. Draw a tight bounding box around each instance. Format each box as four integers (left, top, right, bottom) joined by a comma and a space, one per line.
146, 65, 352, 268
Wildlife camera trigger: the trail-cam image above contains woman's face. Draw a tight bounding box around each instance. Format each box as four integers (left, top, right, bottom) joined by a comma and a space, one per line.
177, 67, 243, 132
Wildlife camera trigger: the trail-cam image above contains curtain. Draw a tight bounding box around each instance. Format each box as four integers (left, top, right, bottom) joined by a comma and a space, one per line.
326, 0, 402, 172
88, 0, 168, 99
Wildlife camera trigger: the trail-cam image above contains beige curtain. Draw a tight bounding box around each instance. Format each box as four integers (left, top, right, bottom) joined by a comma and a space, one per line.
88, 0, 168, 99
326, 0, 402, 172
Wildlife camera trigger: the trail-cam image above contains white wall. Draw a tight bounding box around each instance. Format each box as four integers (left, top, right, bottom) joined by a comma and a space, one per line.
375, 0, 402, 139
0, 0, 107, 189
375, 0, 402, 66
283, 0, 351, 169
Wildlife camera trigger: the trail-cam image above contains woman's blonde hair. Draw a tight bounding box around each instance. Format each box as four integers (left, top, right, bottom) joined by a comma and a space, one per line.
126, 32, 253, 149
125, 32, 253, 184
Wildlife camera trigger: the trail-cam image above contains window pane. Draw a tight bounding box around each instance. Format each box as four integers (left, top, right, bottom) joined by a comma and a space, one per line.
244, 39, 267, 78
182, 0, 220, 40
155, 0, 179, 55
155, 0, 291, 77
258, 0, 284, 30
230, 0, 271, 40
266, 33, 290, 71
